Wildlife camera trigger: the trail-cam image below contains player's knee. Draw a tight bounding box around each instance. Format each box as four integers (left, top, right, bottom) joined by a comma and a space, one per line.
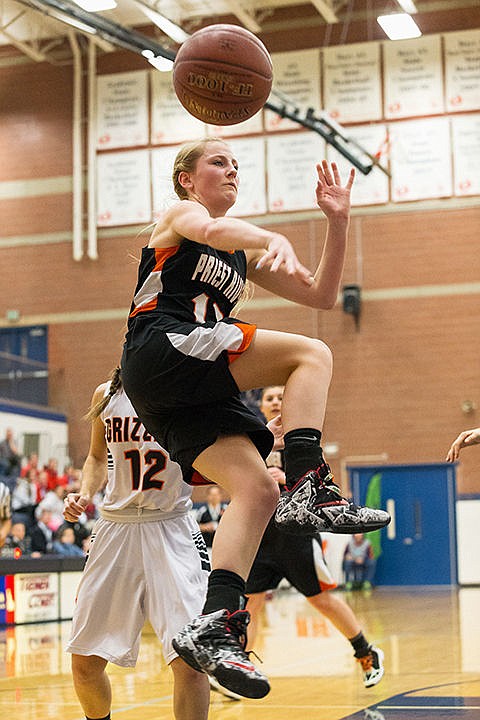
295, 337, 333, 376
72, 654, 106, 683
257, 473, 280, 516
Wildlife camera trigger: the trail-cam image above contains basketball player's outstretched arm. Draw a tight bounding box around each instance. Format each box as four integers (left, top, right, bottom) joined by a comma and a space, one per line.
446, 427, 480, 462
63, 385, 108, 522
248, 161, 355, 309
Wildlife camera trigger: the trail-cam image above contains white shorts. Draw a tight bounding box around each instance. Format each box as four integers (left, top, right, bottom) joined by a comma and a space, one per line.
66, 512, 209, 667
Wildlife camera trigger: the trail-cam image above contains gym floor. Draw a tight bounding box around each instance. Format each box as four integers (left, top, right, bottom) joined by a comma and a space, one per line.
1, 584, 479, 719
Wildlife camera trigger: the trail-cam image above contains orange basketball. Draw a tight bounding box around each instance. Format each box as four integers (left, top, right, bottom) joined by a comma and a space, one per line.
173, 24, 273, 126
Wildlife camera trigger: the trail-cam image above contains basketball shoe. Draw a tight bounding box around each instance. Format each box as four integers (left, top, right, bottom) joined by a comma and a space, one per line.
172, 609, 270, 699
356, 645, 385, 688
208, 674, 243, 700
274, 463, 390, 535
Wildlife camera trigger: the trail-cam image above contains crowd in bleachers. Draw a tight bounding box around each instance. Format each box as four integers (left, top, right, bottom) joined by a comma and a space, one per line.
0, 427, 98, 559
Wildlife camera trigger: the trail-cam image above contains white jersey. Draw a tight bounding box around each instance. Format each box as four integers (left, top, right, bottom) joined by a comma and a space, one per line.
100, 385, 192, 515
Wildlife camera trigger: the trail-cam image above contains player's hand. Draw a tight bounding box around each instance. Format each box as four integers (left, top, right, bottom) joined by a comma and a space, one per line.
267, 466, 286, 485
446, 428, 480, 462
266, 414, 284, 449
315, 160, 355, 219
256, 234, 313, 286
63, 493, 89, 522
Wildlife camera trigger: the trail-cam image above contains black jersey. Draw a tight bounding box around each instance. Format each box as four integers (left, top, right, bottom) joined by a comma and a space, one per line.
128, 241, 247, 327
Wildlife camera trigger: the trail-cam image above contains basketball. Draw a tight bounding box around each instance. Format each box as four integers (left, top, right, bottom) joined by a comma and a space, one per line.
173, 24, 273, 126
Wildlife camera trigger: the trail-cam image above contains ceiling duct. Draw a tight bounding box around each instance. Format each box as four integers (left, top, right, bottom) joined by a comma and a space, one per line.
14, 0, 176, 59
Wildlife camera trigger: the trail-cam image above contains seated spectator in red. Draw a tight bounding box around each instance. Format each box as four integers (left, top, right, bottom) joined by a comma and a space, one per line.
35, 469, 50, 503
52, 526, 85, 557
60, 464, 81, 490
21, 452, 41, 482
44, 457, 60, 490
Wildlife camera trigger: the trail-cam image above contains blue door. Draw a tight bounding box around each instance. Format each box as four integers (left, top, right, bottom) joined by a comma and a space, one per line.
348, 463, 457, 586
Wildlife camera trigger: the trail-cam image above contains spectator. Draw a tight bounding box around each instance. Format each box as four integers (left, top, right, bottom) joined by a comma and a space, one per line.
59, 515, 91, 549
43, 457, 60, 490
343, 533, 377, 591
29, 508, 54, 555
0, 481, 12, 552
0, 427, 22, 492
35, 469, 50, 503
35, 485, 67, 531
11, 468, 38, 529
60, 464, 82, 490
20, 452, 41, 482
52, 526, 85, 557
4, 521, 31, 556
195, 486, 228, 550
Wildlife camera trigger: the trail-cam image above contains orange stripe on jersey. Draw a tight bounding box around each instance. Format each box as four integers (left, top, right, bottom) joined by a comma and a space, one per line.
227, 322, 257, 363
153, 245, 179, 271
130, 245, 180, 318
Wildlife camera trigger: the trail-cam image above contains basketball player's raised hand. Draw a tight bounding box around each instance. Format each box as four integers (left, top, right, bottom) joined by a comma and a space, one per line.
315, 160, 355, 219
256, 233, 313, 285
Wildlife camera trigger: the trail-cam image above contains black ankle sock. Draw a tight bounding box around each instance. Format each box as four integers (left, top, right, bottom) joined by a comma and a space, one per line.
86, 715, 110, 720
202, 569, 246, 615
284, 428, 322, 489
350, 631, 370, 658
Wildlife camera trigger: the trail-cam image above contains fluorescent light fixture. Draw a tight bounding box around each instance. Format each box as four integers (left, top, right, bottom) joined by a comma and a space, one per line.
73, 0, 117, 10
147, 54, 174, 71
132, 0, 190, 43
377, 13, 421, 40
396, 0, 418, 13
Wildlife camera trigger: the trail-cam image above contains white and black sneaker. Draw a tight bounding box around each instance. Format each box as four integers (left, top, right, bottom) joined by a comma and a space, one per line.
172, 609, 270, 699
357, 645, 385, 688
274, 466, 390, 536
208, 674, 243, 700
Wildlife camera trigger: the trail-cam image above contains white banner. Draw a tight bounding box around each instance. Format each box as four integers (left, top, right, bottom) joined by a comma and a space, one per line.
451, 113, 480, 196
265, 49, 321, 132
267, 132, 326, 212
389, 117, 452, 202
96, 71, 149, 149
444, 30, 480, 113
323, 43, 382, 123
383, 36, 444, 119
151, 70, 206, 145
14, 573, 59, 624
97, 150, 152, 226
151, 145, 182, 219
326, 124, 390, 206
228, 137, 267, 217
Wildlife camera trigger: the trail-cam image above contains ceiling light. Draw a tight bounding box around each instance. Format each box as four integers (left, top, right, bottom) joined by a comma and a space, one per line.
377, 13, 421, 40
396, 0, 418, 13
73, 0, 117, 11
147, 54, 174, 71
132, 0, 190, 43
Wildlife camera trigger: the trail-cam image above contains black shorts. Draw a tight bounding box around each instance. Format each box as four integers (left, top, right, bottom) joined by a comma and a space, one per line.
246, 522, 330, 597
121, 319, 273, 484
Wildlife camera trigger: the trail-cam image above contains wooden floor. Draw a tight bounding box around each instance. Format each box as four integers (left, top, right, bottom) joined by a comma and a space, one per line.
1, 585, 480, 720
